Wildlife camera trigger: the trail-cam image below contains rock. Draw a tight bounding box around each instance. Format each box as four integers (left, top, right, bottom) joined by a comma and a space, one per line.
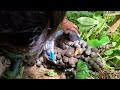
39, 56, 44, 62
36, 60, 42, 67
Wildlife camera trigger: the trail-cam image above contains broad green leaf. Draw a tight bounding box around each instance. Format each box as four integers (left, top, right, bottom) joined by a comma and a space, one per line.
77, 17, 99, 26
88, 36, 110, 47
104, 49, 114, 55
78, 24, 92, 32
93, 15, 103, 22
115, 56, 120, 60
99, 36, 110, 46
112, 42, 117, 47
75, 60, 89, 79
87, 39, 100, 47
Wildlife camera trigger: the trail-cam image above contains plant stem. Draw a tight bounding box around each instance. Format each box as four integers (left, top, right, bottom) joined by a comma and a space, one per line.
104, 56, 118, 61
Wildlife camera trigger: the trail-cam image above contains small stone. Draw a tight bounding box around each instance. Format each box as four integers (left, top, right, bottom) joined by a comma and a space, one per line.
36, 60, 42, 67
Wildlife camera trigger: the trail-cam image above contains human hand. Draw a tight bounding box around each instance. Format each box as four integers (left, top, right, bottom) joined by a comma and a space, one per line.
60, 18, 78, 34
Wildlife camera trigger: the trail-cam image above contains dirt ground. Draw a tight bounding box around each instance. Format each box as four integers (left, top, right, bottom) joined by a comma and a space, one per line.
1, 55, 120, 79
23, 65, 66, 79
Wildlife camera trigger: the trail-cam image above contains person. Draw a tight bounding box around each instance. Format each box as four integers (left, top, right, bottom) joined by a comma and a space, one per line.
0, 11, 78, 79
60, 17, 78, 34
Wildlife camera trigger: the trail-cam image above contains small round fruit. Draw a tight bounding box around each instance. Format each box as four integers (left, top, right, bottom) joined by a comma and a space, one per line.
99, 62, 104, 68
91, 52, 97, 58
76, 44, 81, 48
88, 60, 94, 65
79, 40, 84, 45
73, 41, 79, 47
66, 45, 70, 49
65, 48, 74, 57
71, 64, 76, 68
61, 50, 66, 57
80, 55, 85, 60
84, 56, 90, 62
59, 59, 65, 66
75, 55, 81, 59
56, 54, 62, 60
54, 49, 58, 54
93, 63, 100, 70
69, 57, 78, 65
63, 56, 69, 63
96, 57, 102, 63
91, 48, 98, 52
85, 49, 91, 55
76, 48, 83, 55
56, 60, 60, 65
82, 48, 86, 52
82, 42, 88, 48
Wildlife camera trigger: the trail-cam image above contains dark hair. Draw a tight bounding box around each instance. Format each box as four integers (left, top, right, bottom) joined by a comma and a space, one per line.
0, 11, 66, 59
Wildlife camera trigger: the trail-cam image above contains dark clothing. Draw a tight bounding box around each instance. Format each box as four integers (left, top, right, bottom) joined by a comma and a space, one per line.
0, 11, 47, 46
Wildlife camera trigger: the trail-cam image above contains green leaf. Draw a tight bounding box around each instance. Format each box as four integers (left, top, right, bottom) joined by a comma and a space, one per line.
99, 31, 108, 39
99, 36, 110, 46
75, 60, 89, 79
88, 36, 110, 47
47, 70, 57, 77
112, 42, 117, 47
87, 39, 100, 47
115, 56, 120, 60
77, 17, 99, 26
112, 32, 119, 42
94, 11, 103, 16
104, 49, 114, 55
78, 24, 92, 33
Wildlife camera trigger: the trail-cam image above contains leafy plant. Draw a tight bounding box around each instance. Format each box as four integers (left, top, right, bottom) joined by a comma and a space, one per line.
67, 11, 120, 78
75, 60, 89, 79
47, 70, 57, 77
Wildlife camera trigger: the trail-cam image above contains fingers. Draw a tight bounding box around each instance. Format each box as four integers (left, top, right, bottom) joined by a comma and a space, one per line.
73, 24, 78, 30
63, 28, 68, 34
71, 28, 79, 34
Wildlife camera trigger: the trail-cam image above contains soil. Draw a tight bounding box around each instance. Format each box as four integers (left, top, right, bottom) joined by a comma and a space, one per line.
23, 65, 66, 79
